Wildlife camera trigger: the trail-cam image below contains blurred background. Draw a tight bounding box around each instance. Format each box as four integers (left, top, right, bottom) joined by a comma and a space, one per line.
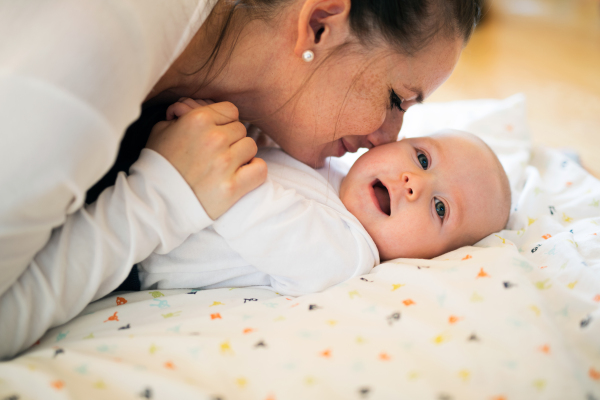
428, 0, 600, 176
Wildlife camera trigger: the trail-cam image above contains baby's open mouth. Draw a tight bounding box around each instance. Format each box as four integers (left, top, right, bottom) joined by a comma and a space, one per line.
372, 180, 391, 216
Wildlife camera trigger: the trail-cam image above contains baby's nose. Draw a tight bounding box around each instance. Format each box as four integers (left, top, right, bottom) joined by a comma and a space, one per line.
402, 173, 423, 200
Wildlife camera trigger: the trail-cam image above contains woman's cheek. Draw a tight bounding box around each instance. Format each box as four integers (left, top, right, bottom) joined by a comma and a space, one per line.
340, 103, 386, 137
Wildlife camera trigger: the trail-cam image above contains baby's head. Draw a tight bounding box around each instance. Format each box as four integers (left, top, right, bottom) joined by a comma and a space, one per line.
339, 130, 511, 260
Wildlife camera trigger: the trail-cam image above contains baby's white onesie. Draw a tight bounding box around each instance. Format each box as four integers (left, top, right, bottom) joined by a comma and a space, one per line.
139, 148, 380, 296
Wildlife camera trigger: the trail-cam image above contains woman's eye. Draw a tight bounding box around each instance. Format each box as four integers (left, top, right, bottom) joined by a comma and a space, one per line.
389, 89, 406, 112
417, 153, 429, 170
435, 199, 446, 219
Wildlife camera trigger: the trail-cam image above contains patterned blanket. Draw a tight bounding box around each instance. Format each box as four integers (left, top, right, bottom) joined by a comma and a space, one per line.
1, 95, 598, 400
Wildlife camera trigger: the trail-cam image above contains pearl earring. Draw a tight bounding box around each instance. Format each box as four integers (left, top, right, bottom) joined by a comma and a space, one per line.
302, 50, 314, 62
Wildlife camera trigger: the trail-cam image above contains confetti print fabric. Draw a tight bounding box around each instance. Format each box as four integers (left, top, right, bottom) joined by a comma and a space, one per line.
0, 95, 598, 400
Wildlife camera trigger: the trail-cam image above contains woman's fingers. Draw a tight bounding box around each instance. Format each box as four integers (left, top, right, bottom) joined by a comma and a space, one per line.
166, 98, 214, 120
201, 101, 239, 126
177, 103, 240, 135
228, 136, 259, 170
219, 121, 247, 144
166, 102, 194, 120
147, 100, 267, 220
234, 157, 268, 196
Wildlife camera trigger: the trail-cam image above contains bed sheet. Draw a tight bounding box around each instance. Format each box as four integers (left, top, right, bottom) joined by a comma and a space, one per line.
0, 95, 599, 400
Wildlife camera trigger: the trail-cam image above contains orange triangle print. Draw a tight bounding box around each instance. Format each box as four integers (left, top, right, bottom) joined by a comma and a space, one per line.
476, 268, 489, 278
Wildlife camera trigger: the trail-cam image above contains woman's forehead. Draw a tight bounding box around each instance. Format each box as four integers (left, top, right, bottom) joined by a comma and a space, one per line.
386, 36, 463, 94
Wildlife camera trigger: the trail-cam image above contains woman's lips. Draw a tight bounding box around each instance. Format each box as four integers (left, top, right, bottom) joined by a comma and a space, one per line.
341, 138, 358, 153
334, 138, 358, 158
334, 139, 347, 157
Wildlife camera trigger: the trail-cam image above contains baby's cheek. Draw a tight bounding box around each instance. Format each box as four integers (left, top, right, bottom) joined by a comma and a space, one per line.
338, 178, 350, 205
340, 191, 361, 221
374, 233, 406, 261
339, 186, 372, 233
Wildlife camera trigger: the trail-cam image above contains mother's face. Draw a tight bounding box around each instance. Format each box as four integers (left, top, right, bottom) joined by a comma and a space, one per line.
266, 36, 464, 168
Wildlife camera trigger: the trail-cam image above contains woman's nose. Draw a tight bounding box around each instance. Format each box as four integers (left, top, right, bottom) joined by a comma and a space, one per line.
401, 172, 424, 200
366, 112, 404, 148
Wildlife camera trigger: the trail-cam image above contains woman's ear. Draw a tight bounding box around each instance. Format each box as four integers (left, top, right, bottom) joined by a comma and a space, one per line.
294, 0, 351, 60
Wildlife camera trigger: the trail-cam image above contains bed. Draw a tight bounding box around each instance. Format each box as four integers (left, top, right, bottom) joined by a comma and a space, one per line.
1, 94, 598, 400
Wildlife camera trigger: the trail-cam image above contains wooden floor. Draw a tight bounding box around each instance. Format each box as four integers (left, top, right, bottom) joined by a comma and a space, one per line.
428, 0, 600, 176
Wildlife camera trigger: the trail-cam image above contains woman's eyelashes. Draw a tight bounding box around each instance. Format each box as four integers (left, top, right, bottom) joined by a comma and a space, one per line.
434, 198, 446, 220
389, 89, 406, 113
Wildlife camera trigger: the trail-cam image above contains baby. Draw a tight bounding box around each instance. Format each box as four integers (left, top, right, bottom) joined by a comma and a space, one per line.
140, 108, 510, 296
340, 130, 511, 260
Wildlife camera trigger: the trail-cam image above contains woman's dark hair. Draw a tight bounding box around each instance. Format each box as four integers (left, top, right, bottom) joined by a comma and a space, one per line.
192, 0, 482, 84
348, 0, 483, 55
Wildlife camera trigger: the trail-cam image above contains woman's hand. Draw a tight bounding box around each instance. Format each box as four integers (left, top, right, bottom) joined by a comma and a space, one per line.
146, 99, 267, 220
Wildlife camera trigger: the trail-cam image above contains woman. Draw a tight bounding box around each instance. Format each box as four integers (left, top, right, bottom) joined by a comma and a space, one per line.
0, 0, 481, 359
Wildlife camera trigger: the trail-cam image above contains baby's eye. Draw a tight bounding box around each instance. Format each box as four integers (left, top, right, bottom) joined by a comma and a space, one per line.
435, 198, 445, 219
417, 152, 429, 170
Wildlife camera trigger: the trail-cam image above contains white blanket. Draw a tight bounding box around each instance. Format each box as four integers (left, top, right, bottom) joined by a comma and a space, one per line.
1, 95, 598, 400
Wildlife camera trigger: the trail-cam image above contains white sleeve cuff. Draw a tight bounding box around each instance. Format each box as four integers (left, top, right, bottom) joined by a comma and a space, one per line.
131, 149, 213, 243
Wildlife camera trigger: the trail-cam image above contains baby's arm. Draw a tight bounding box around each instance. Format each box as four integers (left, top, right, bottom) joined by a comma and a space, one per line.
211, 157, 379, 296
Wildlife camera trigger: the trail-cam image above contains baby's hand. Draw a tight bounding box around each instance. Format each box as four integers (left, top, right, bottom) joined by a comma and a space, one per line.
146, 99, 267, 220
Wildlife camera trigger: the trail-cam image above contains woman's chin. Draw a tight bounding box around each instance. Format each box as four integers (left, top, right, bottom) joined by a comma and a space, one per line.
276, 141, 345, 169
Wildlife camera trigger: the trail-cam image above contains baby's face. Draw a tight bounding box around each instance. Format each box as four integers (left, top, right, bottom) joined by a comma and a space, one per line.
339, 131, 507, 260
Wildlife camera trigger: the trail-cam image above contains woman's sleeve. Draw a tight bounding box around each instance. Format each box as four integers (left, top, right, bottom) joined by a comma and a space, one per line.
211, 176, 380, 296
0, 74, 212, 361
0, 0, 216, 360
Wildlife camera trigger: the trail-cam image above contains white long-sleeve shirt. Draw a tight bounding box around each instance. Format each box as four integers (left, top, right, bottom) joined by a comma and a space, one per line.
140, 148, 380, 296
0, 0, 215, 359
